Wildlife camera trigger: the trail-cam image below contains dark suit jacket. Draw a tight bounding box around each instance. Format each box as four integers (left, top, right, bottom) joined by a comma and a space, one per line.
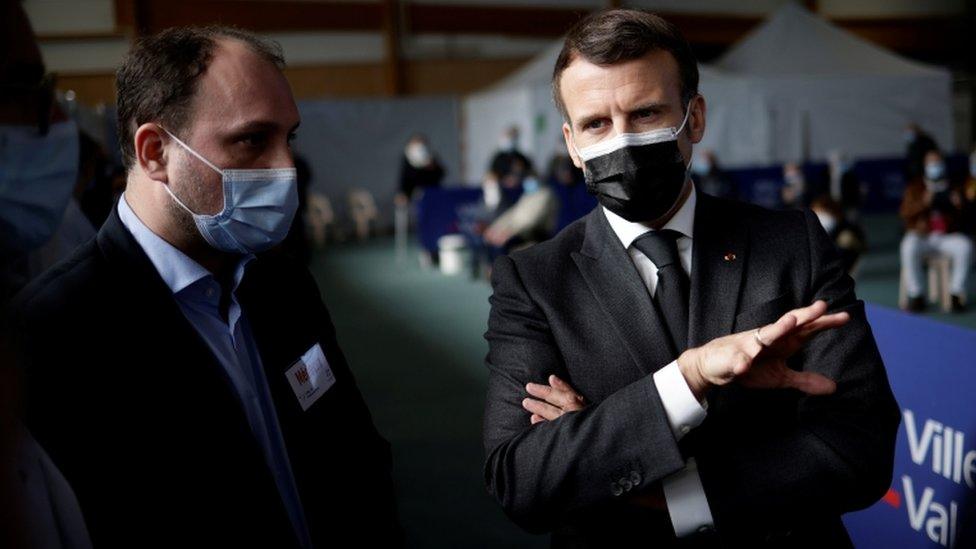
12, 206, 400, 547
483, 193, 900, 548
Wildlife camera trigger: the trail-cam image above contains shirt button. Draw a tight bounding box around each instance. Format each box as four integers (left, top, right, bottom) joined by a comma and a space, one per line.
611, 482, 623, 497
680, 425, 691, 435
206, 287, 215, 298
629, 471, 642, 486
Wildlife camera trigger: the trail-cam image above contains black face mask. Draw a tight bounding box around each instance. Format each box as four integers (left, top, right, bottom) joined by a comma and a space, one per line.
575, 107, 691, 222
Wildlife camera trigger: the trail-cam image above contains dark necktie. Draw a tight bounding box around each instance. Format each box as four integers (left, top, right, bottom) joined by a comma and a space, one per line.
632, 229, 689, 354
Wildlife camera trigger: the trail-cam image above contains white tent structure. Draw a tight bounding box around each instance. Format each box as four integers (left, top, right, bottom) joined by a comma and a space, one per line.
704, 2, 953, 167
461, 3, 953, 181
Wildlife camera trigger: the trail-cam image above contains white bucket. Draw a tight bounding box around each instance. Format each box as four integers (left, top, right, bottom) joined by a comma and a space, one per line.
438, 234, 468, 276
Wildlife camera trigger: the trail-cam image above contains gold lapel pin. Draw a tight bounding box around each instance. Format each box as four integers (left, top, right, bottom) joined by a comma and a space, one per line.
723, 252, 736, 262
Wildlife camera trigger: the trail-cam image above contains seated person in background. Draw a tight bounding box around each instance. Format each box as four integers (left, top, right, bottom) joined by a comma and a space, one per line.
690, 149, 737, 200
483, 174, 559, 252
395, 133, 444, 206
781, 161, 807, 208
460, 173, 513, 278
963, 148, 976, 235
810, 195, 866, 276
827, 150, 861, 221
489, 126, 533, 189
899, 150, 973, 313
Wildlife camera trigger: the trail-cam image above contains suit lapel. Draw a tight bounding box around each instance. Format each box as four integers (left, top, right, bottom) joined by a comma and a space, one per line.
96, 206, 262, 411
572, 208, 676, 376
687, 194, 747, 348
96, 208, 218, 362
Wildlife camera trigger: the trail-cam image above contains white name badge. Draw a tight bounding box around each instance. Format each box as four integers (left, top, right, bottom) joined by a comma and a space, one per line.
285, 343, 336, 411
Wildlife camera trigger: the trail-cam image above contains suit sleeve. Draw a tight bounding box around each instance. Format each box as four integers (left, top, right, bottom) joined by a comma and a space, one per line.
697, 210, 901, 535
295, 266, 402, 544
482, 254, 686, 534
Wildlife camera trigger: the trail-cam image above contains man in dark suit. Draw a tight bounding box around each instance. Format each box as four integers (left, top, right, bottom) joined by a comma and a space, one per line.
482, 10, 900, 548
11, 26, 399, 547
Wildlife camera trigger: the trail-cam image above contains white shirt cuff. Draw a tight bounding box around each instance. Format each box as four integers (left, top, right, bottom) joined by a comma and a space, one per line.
652, 360, 707, 440
662, 457, 715, 537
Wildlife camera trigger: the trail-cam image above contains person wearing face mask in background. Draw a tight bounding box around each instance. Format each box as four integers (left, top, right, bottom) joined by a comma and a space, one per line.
482, 9, 898, 548
11, 26, 400, 547
826, 150, 862, 222
899, 149, 973, 313
489, 126, 534, 189
810, 195, 866, 276
689, 149, 736, 200
396, 133, 444, 206
26, 131, 104, 280
780, 161, 808, 208
396, 134, 444, 266
1, 3, 93, 547
483, 172, 559, 252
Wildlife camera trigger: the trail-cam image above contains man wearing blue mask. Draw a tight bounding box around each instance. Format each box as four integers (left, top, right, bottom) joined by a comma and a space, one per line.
482, 9, 899, 548
12, 26, 399, 547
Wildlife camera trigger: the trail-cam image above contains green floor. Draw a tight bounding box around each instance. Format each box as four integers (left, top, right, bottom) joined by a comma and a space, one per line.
307, 213, 975, 548
310, 240, 546, 548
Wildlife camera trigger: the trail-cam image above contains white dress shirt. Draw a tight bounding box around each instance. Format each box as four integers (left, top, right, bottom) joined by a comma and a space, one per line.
603, 184, 715, 537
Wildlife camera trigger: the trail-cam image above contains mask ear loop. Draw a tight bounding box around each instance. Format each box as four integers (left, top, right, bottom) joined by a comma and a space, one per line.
674, 97, 696, 138
568, 132, 590, 181
161, 128, 223, 175
678, 96, 701, 178
159, 126, 227, 218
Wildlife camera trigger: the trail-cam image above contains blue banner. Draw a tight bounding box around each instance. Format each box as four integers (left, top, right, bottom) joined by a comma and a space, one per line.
844, 305, 976, 548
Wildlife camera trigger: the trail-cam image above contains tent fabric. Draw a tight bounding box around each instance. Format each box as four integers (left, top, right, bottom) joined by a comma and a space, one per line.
716, 3, 945, 78
462, 3, 954, 179
705, 3, 953, 167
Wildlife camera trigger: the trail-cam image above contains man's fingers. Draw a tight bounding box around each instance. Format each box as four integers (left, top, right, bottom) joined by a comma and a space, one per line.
549, 375, 572, 391
754, 312, 798, 349
549, 375, 586, 407
797, 312, 850, 339
522, 397, 563, 420
784, 370, 837, 396
790, 300, 828, 327
749, 301, 834, 352
527, 378, 585, 410
525, 382, 552, 400
530, 414, 546, 425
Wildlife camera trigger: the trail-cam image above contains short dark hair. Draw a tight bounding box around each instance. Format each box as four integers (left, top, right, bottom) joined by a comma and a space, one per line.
552, 9, 699, 122
116, 26, 285, 170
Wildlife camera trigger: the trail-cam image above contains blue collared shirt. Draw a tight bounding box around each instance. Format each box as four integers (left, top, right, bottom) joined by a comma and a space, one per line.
117, 195, 312, 547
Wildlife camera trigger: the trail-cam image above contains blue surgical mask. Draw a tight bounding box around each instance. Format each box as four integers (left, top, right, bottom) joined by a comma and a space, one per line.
924, 161, 945, 182
0, 120, 79, 254
163, 129, 298, 254
522, 177, 540, 194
